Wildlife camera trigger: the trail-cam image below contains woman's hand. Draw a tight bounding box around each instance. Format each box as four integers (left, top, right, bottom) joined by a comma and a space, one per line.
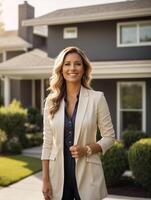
70, 145, 87, 159
42, 181, 52, 200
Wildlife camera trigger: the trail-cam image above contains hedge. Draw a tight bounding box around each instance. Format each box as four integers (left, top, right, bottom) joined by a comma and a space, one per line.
101, 141, 128, 186
123, 130, 147, 149
0, 100, 27, 139
128, 138, 151, 192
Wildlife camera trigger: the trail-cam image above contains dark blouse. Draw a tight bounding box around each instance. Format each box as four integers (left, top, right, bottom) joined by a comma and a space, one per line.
63, 93, 79, 184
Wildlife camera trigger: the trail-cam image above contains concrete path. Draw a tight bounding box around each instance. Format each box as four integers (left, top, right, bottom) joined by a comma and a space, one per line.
0, 146, 150, 200
0, 171, 149, 200
22, 145, 42, 158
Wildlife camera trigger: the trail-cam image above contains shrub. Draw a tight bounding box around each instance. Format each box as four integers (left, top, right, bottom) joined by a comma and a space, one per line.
4, 136, 22, 154
101, 141, 128, 186
128, 138, 151, 192
27, 107, 43, 130
26, 132, 43, 147
0, 129, 7, 152
0, 100, 27, 140
123, 131, 147, 149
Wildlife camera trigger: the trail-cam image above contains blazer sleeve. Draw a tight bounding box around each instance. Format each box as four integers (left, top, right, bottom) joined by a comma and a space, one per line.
97, 92, 115, 155
41, 99, 53, 160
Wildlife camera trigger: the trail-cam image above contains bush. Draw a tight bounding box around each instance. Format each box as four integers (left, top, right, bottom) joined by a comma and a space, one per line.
0, 100, 27, 140
4, 136, 22, 154
0, 129, 7, 152
101, 141, 128, 186
123, 131, 147, 149
26, 132, 43, 147
27, 107, 43, 130
128, 138, 151, 192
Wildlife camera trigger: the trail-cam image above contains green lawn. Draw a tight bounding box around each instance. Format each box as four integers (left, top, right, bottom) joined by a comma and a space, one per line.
0, 155, 41, 186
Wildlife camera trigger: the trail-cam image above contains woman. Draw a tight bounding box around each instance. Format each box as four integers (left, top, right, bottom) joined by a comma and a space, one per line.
41, 46, 115, 200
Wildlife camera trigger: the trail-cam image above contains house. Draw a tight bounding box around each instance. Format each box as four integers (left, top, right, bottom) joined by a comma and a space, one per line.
0, 0, 151, 138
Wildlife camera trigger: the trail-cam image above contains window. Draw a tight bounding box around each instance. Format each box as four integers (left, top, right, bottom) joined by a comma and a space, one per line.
33, 26, 48, 37
63, 27, 78, 39
117, 82, 146, 139
117, 21, 151, 47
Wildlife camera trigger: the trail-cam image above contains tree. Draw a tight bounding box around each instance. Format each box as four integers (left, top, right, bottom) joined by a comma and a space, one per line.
0, 0, 4, 33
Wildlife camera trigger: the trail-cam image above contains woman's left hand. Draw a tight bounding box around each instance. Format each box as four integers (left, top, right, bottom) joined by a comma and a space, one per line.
69, 145, 87, 158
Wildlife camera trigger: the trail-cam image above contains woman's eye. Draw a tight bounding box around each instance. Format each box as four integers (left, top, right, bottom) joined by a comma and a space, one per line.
64, 63, 70, 66
76, 63, 81, 66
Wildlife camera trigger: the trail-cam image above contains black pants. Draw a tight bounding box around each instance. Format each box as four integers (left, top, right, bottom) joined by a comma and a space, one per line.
62, 148, 81, 200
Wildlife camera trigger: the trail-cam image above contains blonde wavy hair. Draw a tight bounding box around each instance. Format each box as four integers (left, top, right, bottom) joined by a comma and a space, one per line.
47, 46, 92, 119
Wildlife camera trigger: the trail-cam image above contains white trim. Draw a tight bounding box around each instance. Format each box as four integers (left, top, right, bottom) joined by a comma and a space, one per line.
4, 76, 10, 106
117, 20, 151, 47
1, 60, 151, 79
142, 82, 146, 132
63, 27, 78, 39
117, 82, 120, 140
41, 79, 44, 114
0, 47, 31, 52
32, 80, 35, 107
22, 8, 151, 27
117, 81, 146, 139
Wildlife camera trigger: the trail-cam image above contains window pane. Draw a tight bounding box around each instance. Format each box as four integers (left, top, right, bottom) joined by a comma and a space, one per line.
120, 111, 142, 132
64, 27, 77, 39
140, 23, 151, 42
120, 84, 142, 109
120, 24, 137, 44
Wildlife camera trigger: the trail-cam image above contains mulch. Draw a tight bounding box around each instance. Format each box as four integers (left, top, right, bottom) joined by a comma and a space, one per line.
107, 179, 151, 198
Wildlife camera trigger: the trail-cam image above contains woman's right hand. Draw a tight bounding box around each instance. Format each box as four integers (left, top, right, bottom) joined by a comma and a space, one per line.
42, 181, 52, 200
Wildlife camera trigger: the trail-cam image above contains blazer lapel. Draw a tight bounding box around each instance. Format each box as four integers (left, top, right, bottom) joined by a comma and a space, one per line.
53, 98, 65, 149
74, 86, 89, 145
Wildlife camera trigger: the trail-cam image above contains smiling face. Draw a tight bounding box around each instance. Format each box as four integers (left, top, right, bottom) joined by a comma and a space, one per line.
62, 52, 84, 84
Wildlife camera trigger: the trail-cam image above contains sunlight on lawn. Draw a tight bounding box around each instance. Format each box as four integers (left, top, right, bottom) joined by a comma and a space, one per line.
0, 155, 41, 186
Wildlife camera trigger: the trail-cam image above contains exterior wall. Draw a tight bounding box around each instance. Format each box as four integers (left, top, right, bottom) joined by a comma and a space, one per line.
48, 17, 151, 61
20, 80, 32, 107
35, 80, 41, 110
92, 78, 151, 137
33, 35, 47, 51
6, 51, 25, 60
0, 53, 3, 62
10, 80, 21, 102
91, 79, 117, 133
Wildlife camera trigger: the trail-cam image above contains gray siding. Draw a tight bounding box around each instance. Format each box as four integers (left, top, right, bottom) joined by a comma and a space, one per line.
33, 35, 47, 51
48, 17, 151, 61
0, 53, 3, 63
20, 80, 32, 107
10, 80, 21, 102
92, 78, 151, 136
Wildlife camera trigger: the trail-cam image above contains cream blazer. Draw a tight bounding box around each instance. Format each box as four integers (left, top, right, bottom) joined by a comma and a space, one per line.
41, 85, 115, 200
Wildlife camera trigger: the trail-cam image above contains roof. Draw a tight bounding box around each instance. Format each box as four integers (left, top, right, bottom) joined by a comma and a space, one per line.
0, 49, 54, 79
0, 30, 32, 51
0, 49, 151, 79
23, 0, 151, 26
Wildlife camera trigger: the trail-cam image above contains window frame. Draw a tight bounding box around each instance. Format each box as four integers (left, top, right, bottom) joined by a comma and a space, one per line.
117, 20, 151, 47
117, 81, 146, 139
63, 27, 78, 39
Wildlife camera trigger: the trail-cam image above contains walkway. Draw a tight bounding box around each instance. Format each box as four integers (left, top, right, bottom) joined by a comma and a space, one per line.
0, 146, 150, 200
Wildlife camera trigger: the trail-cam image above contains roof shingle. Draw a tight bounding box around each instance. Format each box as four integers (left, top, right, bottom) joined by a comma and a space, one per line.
23, 0, 151, 26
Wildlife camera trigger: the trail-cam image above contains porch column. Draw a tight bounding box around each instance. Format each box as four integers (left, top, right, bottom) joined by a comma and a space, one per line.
4, 76, 10, 106
41, 79, 45, 114
2, 51, 7, 61
32, 79, 35, 107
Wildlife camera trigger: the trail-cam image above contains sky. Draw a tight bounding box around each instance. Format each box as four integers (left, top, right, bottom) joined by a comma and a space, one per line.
2, 0, 127, 30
